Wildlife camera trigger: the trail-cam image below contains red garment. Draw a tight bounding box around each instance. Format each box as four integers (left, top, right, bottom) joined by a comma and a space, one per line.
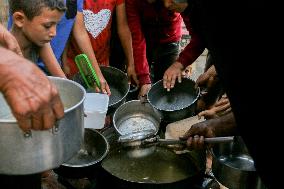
66, 0, 124, 78
177, 13, 206, 68
125, 0, 182, 85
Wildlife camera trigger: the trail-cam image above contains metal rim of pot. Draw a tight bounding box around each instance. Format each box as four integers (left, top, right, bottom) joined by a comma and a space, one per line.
147, 78, 200, 122
0, 77, 85, 123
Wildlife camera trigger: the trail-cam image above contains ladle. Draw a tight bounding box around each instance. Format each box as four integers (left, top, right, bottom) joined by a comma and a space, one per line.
118, 130, 234, 148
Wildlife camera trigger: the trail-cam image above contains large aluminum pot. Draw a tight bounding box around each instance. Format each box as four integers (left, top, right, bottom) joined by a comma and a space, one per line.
147, 78, 200, 122
211, 136, 267, 189
100, 66, 130, 115
101, 121, 206, 188
0, 76, 85, 175
102, 146, 205, 186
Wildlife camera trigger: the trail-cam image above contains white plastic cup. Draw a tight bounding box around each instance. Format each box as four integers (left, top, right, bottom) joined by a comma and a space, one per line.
84, 93, 109, 129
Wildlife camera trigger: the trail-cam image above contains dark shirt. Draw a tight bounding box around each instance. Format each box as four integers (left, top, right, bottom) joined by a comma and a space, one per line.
186, 0, 276, 188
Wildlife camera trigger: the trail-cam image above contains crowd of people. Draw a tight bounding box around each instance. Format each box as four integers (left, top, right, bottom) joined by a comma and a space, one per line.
1, 0, 273, 188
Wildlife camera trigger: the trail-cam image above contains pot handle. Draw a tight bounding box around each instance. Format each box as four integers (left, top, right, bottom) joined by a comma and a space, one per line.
23, 120, 60, 138
139, 94, 149, 104
129, 84, 139, 93
52, 120, 60, 134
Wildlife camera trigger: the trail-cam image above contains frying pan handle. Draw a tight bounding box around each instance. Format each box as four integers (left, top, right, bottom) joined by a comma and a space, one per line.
155, 136, 234, 146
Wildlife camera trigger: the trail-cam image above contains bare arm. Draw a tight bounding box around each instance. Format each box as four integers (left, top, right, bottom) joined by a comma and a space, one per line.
0, 47, 64, 132
39, 43, 66, 78
116, 3, 138, 86
72, 12, 111, 95
0, 23, 22, 56
181, 112, 237, 149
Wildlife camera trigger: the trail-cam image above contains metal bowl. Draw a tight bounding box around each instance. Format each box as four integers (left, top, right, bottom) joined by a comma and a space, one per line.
113, 100, 161, 136
147, 78, 200, 122
54, 128, 109, 178
211, 136, 267, 189
100, 66, 130, 115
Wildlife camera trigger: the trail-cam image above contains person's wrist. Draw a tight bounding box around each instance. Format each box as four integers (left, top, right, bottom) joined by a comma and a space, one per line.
173, 61, 184, 70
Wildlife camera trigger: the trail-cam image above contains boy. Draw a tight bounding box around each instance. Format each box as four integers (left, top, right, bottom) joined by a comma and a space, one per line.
36, 0, 111, 94
8, 0, 111, 94
9, 0, 66, 78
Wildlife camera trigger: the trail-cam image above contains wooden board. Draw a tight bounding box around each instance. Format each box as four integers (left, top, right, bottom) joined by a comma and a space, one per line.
165, 115, 205, 140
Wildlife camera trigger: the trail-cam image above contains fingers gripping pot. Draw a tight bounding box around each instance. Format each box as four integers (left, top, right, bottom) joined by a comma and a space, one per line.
0, 76, 85, 175
147, 78, 200, 122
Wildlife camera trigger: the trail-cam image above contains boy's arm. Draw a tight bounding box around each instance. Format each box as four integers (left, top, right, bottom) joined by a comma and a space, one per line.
72, 11, 111, 95
125, 0, 151, 98
116, 3, 138, 86
39, 43, 66, 78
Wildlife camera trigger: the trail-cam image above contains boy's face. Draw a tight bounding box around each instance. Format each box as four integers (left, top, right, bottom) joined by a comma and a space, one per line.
162, 0, 188, 13
21, 8, 63, 47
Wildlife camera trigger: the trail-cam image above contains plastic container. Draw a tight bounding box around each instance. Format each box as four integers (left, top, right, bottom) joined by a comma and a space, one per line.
84, 93, 109, 129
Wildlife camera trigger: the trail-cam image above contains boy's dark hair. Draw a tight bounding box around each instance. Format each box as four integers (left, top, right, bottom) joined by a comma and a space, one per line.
9, 0, 66, 20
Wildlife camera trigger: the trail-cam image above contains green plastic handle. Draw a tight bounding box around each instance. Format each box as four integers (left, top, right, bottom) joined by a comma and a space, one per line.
75, 54, 101, 89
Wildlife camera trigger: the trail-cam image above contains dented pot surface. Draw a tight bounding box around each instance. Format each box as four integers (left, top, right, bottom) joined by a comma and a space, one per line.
0, 77, 85, 175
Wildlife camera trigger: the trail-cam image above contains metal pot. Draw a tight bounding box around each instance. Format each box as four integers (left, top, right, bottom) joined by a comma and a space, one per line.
113, 100, 161, 136
54, 128, 109, 178
100, 66, 130, 115
211, 136, 267, 189
102, 146, 202, 184
147, 78, 200, 122
99, 125, 206, 188
0, 76, 85, 175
